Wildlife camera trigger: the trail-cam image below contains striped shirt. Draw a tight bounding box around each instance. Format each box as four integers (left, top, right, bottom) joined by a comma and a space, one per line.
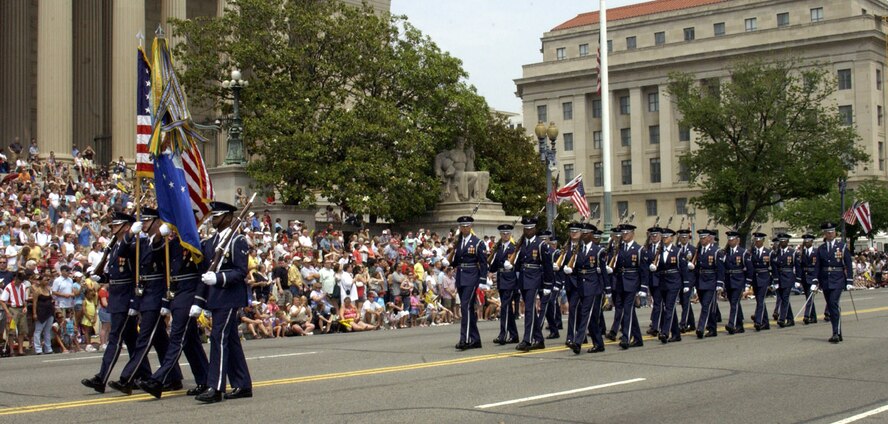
1, 283, 28, 308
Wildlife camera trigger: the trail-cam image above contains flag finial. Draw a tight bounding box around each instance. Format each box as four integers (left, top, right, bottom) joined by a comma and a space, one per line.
136, 31, 145, 48
155, 24, 165, 38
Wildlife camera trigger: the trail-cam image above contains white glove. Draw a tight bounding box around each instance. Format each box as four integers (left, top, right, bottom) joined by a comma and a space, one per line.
639, 291, 647, 298
649, 264, 657, 272
745, 284, 751, 290
504, 260, 513, 270
846, 284, 853, 291
717, 286, 724, 293
130, 221, 143, 234
442, 259, 450, 267
687, 262, 695, 271
606, 293, 612, 300
771, 284, 778, 290
90, 274, 101, 283
128, 308, 138, 316
553, 287, 561, 293
86, 266, 95, 275
563, 266, 572, 275
159, 224, 171, 237
553, 265, 560, 272
543, 289, 551, 296
189, 305, 203, 318
160, 307, 171, 316
605, 266, 613, 274
683, 287, 690, 293
811, 284, 818, 292
794, 282, 801, 289
202, 271, 217, 286
204, 310, 212, 319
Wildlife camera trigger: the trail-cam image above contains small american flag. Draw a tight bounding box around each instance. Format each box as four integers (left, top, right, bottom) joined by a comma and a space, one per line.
136, 49, 153, 178
548, 174, 591, 218
595, 37, 602, 95
844, 201, 872, 234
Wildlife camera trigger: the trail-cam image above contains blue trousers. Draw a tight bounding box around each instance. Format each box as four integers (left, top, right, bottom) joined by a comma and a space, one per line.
615, 289, 641, 343
565, 287, 580, 344
753, 285, 771, 328
609, 294, 623, 335
96, 312, 149, 385
823, 288, 843, 336
544, 289, 562, 333
657, 287, 681, 338
573, 293, 603, 348
777, 287, 794, 322
679, 287, 695, 328
696, 289, 718, 331
649, 285, 662, 330
206, 308, 252, 392
120, 309, 181, 384
521, 288, 544, 344
802, 284, 817, 320
726, 287, 744, 329
150, 307, 208, 386
458, 285, 479, 344
496, 289, 519, 341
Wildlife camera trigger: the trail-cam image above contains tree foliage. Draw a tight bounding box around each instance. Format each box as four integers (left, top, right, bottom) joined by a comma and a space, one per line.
170, 0, 541, 221
667, 59, 866, 242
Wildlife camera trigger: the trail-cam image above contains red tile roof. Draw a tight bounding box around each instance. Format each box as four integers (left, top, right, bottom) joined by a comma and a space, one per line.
552, 0, 727, 31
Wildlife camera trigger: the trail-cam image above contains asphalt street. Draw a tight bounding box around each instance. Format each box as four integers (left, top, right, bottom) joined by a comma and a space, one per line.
1, 290, 887, 424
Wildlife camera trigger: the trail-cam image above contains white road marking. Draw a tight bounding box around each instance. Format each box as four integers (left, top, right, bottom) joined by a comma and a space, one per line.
475, 378, 646, 409
42, 355, 104, 363
179, 351, 317, 366
830, 404, 888, 424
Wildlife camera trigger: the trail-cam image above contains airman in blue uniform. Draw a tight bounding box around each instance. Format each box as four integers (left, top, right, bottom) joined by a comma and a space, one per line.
795, 233, 819, 324
676, 229, 696, 332
560, 223, 583, 348
722, 230, 751, 334
604, 226, 623, 342
589, 227, 609, 338
81, 212, 150, 393
448, 216, 488, 351
489, 224, 519, 345
568, 224, 607, 354
693, 229, 724, 339
196, 201, 252, 403
541, 231, 563, 339
813, 221, 853, 343
514, 217, 554, 351
643, 227, 662, 337
771, 233, 796, 327
749, 232, 772, 331
649, 228, 690, 343
608, 224, 648, 350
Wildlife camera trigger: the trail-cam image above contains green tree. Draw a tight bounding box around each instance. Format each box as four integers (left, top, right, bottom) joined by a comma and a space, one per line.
667, 59, 867, 242
170, 0, 541, 221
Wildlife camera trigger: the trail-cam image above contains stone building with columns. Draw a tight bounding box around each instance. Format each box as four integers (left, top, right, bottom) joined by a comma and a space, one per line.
0, 0, 390, 168
516, 0, 888, 235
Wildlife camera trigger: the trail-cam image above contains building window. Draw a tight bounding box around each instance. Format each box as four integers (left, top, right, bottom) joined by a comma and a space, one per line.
675, 198, 688, 215
593, 131, 602, 149
592, 99, 602, 118
563, 163, 574, 181
838, 105, 853, 125
877, 69, 882, 90
679, 125, 691, 142
537, 105, 547, 123
626, 36, 636, 50
879, 106, 883, 126
619, 96, 630, 114
648, 92, 659, 112
562, 101, 573, 120
649, 125, 660, 145
594, 162, 603, 187
837, 69, 852, 90
620, 128, 631, 147
880, 142, 885, 171
811, 7, 823, 22
714, 22, 725, 36
607, 40, 613, 52
654, 31, 665, 46
745, 18, 757, 32
579, 43, 589, 57
777, 12, 789, 27
563, 133, 574, 151
646, 199, 658, 217
621, 160, 632, 185
590, 202, 601, 219
650, 158, 661, 183
678, 161, 689, 182
556, 47, 566, 60
683, 27, 695, 41
617, 201, 629, 218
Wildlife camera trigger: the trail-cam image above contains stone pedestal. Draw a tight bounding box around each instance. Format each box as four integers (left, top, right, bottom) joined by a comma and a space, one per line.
408, 201, 518, 238
208, 164, 252, 205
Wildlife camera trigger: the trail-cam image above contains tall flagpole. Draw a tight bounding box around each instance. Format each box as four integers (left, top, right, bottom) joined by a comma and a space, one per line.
600, 0, 613, 231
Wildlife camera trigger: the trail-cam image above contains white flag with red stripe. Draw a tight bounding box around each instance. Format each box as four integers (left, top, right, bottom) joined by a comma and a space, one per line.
853, 201, 872, 234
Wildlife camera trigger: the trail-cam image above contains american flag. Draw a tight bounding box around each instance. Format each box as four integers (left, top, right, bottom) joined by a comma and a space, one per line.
548, 174, 591, 218
136, 49, 153, 178
595, 37, 602, 95
844, 201, 872, 234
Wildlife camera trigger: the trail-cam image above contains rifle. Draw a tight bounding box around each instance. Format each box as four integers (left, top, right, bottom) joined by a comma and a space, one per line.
448, 199, 484, 264
210, 193, 257, 273
653, 216, 674, 268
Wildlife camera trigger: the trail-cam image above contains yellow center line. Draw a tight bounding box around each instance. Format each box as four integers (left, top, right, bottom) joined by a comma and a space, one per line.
2, 305, 886, 416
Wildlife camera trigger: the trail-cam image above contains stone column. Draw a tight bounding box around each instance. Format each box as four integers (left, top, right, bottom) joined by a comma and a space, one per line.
658, 85, 674, 189
111, 0, 145, 162
629, 87, 644, 188
0, 1, 37, 151
37, 0, 74, 160
161, 0, 187, 48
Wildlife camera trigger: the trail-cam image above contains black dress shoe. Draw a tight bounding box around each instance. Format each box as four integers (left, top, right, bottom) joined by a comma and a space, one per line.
224, 388, 253, 399
828, 335, 840, 344
754, 323, 762, 332
505, 337, 519, 344
196, 388, 223, 403
81, 376, 105, 393
529, 341, 545, 350
736, 327, 745, 333
658, 334, 669, 344
784, 321, 795, 327
605, 331, 617, 341
163, 380, 183, 392
838, 334, 843, 342
492, 337, 505, 345
772, 313, 779, 321
516, 341, 531, 352
809, 318, 818, 324
619, 340, 629, 350
569, 342, 581, 355
187, 385, 209, 396
138, 378, 164, 399
777, 321, 786, 328
803, 317, 810, 325
466, 341, 482, 349
680, 326, 689, 334
546, 332, 560, 340
668, 336, 682, 342
108, 380, 134, 396
686, 324, 696, 331
704, 330, 717, 337
696, 330, 704, 339
628, 340, 644, 348
646, 328, 659, 336
725, 326, 735, 335
587, 345, 605, 353
760, 325, 771, 330
455, 342, 467, 350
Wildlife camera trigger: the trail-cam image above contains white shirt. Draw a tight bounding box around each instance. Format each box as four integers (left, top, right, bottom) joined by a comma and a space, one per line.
88, 250, 104, 267
5, 245, 18, 270
298, 235, 313, 248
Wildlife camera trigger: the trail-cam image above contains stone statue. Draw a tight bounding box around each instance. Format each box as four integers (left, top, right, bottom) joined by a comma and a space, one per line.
434, 137, 490, 203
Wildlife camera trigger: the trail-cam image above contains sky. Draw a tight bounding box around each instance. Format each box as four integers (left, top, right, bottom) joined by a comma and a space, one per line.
391, 0, 645, 114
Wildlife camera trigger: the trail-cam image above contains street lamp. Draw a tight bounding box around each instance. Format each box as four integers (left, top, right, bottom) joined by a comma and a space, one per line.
221, 69, 248, 165
839, 177, 847, 243
536, 121, 559, 232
